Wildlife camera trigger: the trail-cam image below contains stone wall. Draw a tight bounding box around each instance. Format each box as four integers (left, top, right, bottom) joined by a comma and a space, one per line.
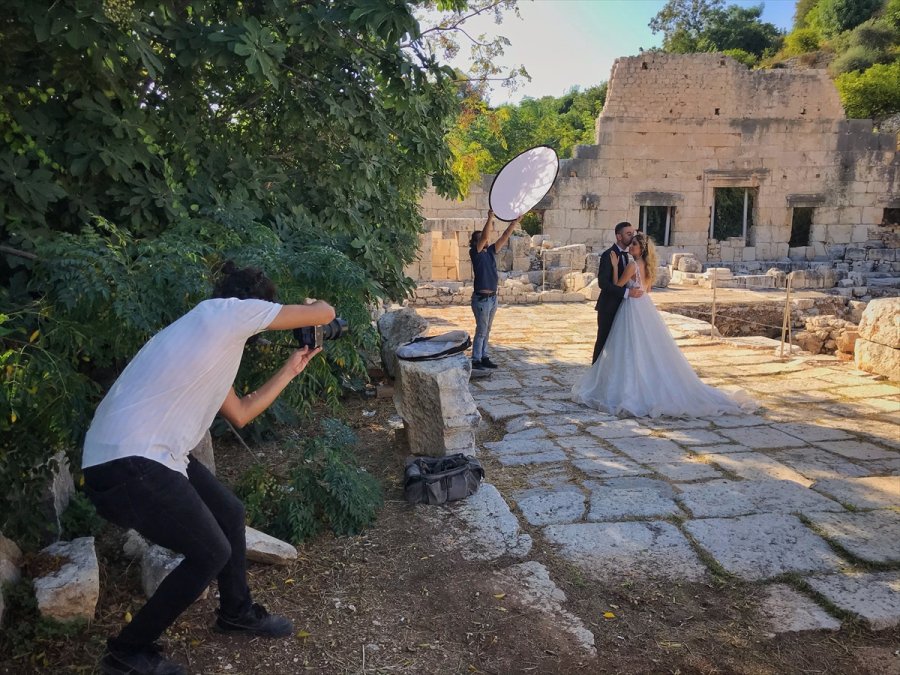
419, 53, 899, 276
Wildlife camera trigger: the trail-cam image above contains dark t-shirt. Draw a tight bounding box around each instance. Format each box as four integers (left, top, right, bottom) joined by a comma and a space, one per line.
470, 243, 498, 293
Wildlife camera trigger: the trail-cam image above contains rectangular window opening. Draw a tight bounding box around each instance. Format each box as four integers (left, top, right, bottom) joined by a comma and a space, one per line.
639, 205, 673, 246
712, 187, 755, 241
789, 207, 814, 247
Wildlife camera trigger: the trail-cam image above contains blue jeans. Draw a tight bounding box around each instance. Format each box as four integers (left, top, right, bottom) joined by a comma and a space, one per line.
84, 455, 251, 651
471, 293, 498, 361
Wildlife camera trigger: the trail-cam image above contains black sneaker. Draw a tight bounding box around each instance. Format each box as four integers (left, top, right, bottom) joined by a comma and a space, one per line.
481, 357, 499, 369
214, 603, 293, 638
472, 359, 485, 370
99, 643, 186, 675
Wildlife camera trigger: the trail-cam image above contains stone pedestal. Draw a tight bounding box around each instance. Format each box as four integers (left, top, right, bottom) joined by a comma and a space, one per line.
394, 354, 481, 457
189, 430, 216, 475
377, 308, 429, 379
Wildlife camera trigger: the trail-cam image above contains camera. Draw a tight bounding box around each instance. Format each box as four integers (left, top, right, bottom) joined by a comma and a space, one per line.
293, 317, 348, 349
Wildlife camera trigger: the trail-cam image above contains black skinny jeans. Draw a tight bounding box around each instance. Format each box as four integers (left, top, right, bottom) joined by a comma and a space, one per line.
84, 455, 251, 651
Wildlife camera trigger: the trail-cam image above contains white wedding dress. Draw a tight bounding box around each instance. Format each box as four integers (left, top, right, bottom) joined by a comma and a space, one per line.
572, 262, 756, 418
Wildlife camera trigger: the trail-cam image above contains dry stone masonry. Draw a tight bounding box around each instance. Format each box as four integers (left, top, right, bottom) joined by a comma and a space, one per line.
417, 53, 898, 304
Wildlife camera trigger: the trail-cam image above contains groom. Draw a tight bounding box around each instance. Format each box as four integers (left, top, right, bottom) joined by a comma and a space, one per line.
592, 221, 644, 363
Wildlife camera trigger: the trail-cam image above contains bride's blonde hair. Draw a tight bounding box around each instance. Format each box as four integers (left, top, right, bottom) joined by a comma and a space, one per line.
632, 232, 658, 287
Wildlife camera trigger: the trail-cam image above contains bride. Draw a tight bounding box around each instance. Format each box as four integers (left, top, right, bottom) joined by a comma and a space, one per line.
572, 232, 755, 418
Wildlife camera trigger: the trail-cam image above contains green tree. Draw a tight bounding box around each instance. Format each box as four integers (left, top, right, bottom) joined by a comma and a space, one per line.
649, 0, 724, 53
699, 4, 783, 57
649, 0, 781, 58
818, 0, 883, 37
0, 0, 520, 543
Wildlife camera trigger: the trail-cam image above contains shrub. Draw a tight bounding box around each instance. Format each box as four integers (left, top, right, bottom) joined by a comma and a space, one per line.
236, 419, 382, 543
783, 27, 822, 55
836, 61, 900, 118
59, 492, 106, 540
519, 212, 542, 236
830, 45, 882, 74
886, 0, 900, 29
849, 18, 899, 51
722, 48, 758, 68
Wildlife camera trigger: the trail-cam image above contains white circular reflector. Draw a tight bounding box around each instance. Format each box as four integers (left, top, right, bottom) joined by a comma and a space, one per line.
489, 145, 559, 221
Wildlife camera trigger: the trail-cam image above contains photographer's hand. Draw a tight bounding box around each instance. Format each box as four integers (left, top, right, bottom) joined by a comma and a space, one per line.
218, 346, 323, 428
284, 346, 321, 376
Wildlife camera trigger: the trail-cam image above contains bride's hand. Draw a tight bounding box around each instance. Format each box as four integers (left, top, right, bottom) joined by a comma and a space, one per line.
628, 287, 644, 298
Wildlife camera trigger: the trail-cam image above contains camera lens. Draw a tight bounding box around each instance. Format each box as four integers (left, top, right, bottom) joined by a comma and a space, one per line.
322, 317, 348, 340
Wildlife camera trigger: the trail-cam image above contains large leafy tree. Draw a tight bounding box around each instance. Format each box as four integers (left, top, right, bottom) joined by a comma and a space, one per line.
649, 0, 782, 60
0, 0, 512, 542
701, 4, 783, 57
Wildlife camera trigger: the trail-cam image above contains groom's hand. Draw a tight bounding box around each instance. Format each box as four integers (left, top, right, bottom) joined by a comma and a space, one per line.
628, 288, 644, 298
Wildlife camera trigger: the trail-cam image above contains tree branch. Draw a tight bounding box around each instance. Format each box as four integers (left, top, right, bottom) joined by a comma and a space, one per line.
411, 0, 508, 43
0, 245, 38, 260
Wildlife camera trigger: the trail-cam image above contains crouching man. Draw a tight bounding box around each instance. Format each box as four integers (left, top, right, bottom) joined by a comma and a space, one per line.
83, 262, 335, 675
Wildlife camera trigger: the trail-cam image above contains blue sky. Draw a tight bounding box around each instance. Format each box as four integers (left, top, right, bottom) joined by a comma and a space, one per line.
444, 0, 798, 104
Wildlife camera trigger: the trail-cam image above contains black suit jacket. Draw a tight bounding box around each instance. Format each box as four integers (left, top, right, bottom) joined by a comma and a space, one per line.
594, 244, 628, 312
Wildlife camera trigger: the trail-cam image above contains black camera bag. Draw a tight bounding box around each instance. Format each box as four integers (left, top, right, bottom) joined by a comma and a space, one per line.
403, 453, 484, 505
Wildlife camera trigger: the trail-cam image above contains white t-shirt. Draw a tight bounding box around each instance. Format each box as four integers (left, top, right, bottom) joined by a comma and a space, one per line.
82, 298, 283, 475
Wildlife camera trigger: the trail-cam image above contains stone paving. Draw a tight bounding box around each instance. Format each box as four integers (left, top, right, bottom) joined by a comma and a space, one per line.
415, 300, 900, 634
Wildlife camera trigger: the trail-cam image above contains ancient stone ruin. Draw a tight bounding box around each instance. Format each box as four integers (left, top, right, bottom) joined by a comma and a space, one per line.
416, 53, 899, 302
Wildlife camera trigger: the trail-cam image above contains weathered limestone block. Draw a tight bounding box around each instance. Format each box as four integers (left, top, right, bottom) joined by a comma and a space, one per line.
34, 451, 77, 543
857, 297, 899, 348
190, 430, 215, 475
0, 533, 22, 587
847, 300, 867, 324
795, 331, 825, 355
0, 533, 23, 627
543, 244, 587, 271
654, 267, 671, 288
245, 526, 298, 565
563, 272, 595, 292
676, 254, 702, 273
543, 268, 575, 286
34, 537, 99, 622
580, 278, 601, 301
123, 530, 149, 560
855, 339, 900, 381
836, 330, 858, 355
377, 308, 429, 379
790, 268, 837, 289
140, 545, 208, 600
394, 354, 481, 457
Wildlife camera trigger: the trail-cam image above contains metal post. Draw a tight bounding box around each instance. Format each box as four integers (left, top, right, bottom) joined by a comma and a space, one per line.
710, 269, 718, 341
709, 194, 715, 240
642, 206, 648, 234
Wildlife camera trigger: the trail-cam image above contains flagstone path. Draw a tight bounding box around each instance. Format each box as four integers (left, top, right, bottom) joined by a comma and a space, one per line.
414, 299, 900, 635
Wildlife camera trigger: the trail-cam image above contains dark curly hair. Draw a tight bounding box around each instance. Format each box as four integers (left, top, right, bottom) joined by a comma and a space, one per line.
212, 261, 277, 301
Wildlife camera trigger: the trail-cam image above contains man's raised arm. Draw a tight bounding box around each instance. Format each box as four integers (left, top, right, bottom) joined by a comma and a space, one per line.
267, 301, 336, 330
494, 215, 522, 251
